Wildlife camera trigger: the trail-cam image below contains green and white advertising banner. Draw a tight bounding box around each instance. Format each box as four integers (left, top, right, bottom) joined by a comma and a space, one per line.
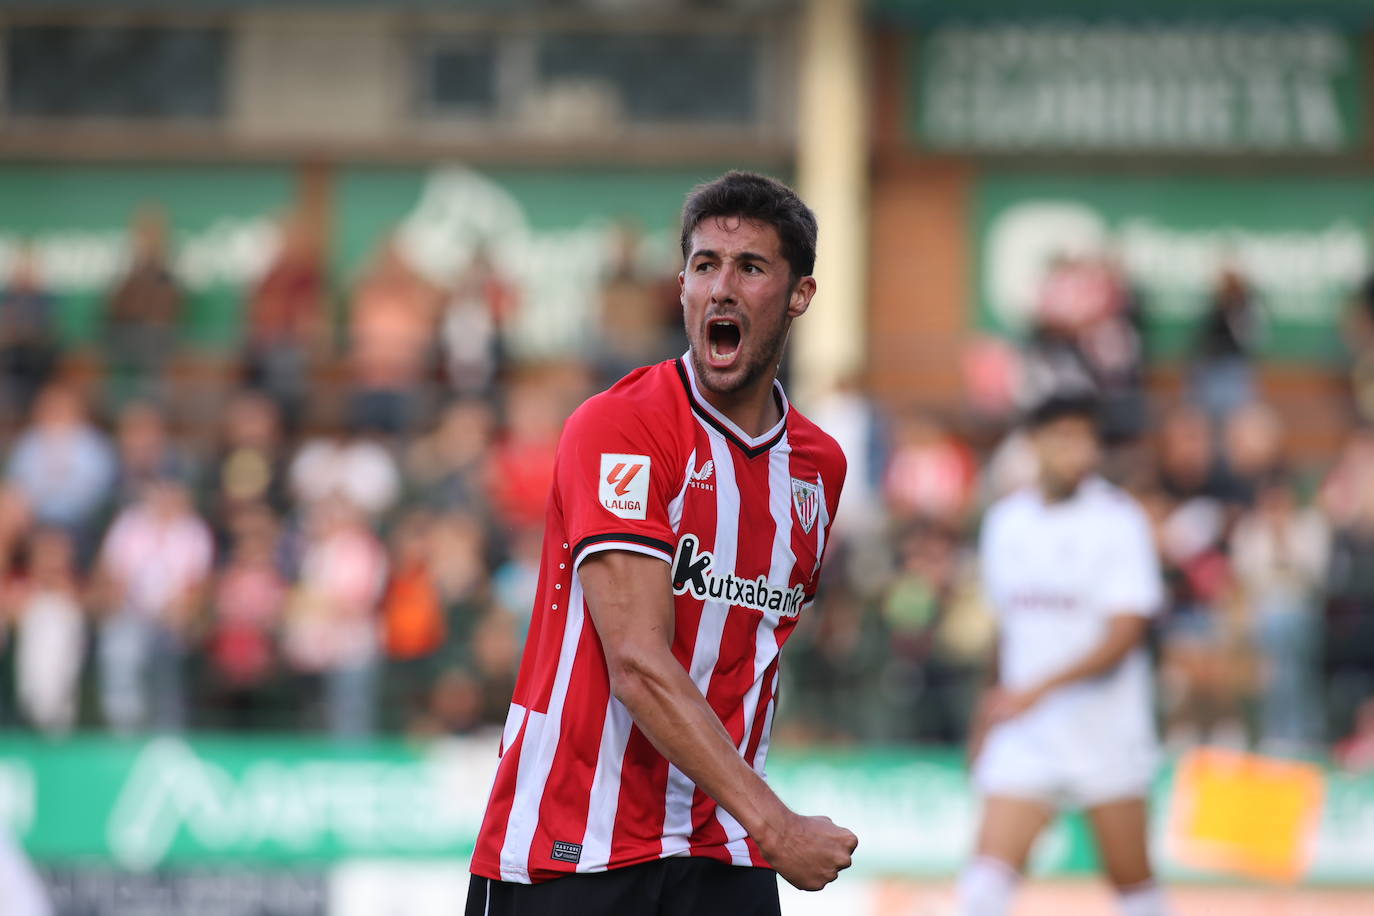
912, 23, 1365, 154
0, 164, 737, 354
0, 165, 293, 348
2, 734, 1371, 884
333, 166, 743, 360
974, 174, 1374, 361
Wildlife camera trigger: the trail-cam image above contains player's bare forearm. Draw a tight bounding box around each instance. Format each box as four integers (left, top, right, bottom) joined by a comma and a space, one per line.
1035, 614, 1149, 695
579, 550, 857, 890
985, 615, 1149, 724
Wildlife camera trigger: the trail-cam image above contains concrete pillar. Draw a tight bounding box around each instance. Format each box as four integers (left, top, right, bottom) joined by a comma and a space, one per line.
793, 0, 868, 408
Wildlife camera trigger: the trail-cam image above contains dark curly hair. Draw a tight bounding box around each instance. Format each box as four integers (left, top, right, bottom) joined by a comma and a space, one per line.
679, 171, 818, 280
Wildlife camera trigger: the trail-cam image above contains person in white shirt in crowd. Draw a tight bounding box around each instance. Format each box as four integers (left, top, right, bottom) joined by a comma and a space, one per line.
95, 475, 213, 733
289, 428, 400, 520
961, 393, 1170, 916
282, 498, 388, 740
11, 527, 85, 735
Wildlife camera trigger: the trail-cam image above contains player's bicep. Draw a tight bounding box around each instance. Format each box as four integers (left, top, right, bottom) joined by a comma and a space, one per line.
579, 549, 676, 673
556, 401, 680, 570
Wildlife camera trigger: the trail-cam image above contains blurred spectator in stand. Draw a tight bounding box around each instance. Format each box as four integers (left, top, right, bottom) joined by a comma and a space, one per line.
1190, 266, 1264, 421
962, 337, 1021, 429
0, 244, 59, 425
883, 410, 978, 529
244, 211, 328, 432
1151, 405, 1244, 748
879, 523, 974, 744
1070, 255, 1149, 444
1318, 424, 1374, 530
210, 392, 290, 540
1230, 471, 1329, 752
1341, 257, 1374, 423
490, 524, 542, 634
8, 528, 84, 735
1018, 252, 1148, 438
1322, 431, 1374, 741
1018, 253, 1105, 410
7, 384, 116, 557
469, 608, 521, 727
95, 476, 213, 733
811, 375, 887, 544
593, 222, 667, 386
380, 511, 448, 731
430, 510, 495, 658
290, 426, 400, 522
1335, 698, 1374, 772
487, 376, 563, 537
410, 666, 487, 738
1216, 402, 1286, 509
1155, 404, 1226, 499
106, 205, 183, 402
205, 505, 287, 730
112, 399, 192, 509
440, 245, 516, 399
782, 585, 888, 743
348, 236, 439, 436
406, 399, 497, 520
981, 427, 1040, 507
282, 499, 387, 740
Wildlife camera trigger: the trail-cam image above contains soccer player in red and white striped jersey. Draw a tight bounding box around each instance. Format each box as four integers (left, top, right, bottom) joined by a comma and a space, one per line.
467, 172, 857, 916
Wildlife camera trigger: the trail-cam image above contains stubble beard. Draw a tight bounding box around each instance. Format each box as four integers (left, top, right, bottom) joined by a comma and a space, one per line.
690, 320, 788, 399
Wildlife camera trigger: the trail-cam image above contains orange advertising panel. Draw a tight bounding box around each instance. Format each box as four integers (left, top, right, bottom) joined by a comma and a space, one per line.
1167, 748, 1327, 882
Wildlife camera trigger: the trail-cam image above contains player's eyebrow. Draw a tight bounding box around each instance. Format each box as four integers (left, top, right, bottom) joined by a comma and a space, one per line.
689, 248, 773, 264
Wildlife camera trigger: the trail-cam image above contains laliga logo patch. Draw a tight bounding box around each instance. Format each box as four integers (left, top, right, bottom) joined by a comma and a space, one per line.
791, 477, 820, 534
600, 453, 650, 519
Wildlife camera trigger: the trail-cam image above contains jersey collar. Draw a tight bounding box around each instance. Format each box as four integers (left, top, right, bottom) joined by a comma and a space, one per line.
675, 354, 789, 458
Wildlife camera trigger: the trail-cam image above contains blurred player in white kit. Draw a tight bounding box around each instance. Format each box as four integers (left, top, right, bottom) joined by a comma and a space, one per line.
960, 394, 1171, 916
0, 824, 51, 916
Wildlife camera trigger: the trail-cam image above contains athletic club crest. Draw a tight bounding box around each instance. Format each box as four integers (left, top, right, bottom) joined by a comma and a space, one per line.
791, 477, 820, 535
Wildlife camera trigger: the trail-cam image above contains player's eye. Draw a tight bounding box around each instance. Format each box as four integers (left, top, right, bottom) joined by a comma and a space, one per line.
694, 261, 714, 272
741, 263, 762, 274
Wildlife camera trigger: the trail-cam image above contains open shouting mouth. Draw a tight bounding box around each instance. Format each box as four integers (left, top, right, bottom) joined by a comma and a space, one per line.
706, 317, 743, 369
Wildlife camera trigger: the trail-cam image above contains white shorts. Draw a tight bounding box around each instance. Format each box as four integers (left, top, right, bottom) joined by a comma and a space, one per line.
973, 720, 1156, 810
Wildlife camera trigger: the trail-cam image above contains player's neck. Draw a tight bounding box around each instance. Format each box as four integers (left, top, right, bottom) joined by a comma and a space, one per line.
1038, 477, 1081, 504
699, 376, 783, 438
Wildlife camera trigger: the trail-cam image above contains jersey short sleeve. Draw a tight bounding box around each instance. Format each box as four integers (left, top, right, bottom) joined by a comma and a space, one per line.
1096, 503, 1165, 618
556, 394, 682, 571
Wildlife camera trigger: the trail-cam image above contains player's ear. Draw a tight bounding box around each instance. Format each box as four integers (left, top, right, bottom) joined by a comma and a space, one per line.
787, 275, 816, 320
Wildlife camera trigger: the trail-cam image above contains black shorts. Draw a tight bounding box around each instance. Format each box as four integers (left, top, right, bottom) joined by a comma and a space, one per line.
466, 857, 781, 916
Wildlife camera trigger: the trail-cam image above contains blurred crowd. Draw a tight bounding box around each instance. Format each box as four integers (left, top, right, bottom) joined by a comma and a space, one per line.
784, 252, 1374, 773
2, 207, 1374, 772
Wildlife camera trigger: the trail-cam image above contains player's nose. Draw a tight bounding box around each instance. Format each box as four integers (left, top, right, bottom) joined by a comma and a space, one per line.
709, 263, 739, 304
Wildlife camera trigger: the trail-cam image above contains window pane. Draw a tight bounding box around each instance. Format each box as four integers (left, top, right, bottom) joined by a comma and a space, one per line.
6, 25, 227, 119
536, 31, 758, 124
422, 38, 499, 115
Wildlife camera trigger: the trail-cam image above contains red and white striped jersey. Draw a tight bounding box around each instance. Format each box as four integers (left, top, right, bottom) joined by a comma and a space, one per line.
471, 356, 846, 884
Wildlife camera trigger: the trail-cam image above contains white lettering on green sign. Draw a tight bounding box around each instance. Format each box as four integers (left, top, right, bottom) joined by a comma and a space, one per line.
917, 25, 1361, 153
106, 738, 495, 871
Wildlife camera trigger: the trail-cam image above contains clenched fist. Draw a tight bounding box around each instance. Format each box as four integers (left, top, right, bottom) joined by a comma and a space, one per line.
758, 811, 859, 891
